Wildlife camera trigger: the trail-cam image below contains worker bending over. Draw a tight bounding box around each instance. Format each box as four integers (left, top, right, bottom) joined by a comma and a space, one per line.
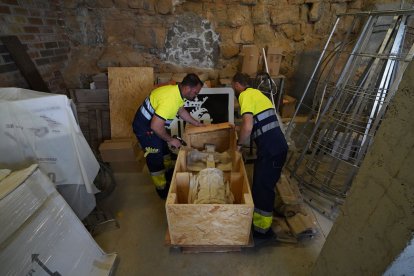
132, 73, 204, 199
232, 73, 288, 241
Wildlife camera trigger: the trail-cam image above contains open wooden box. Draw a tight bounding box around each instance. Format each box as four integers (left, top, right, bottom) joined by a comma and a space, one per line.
166, 123, 254, 246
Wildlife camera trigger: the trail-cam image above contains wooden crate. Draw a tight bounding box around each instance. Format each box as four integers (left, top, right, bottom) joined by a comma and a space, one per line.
165, 123, 254, 246
69, 89, 111, 153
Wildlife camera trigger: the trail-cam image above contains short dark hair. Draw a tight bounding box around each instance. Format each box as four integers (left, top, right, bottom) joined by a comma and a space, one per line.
232, 73, 250, 87
181, 73, 203, 87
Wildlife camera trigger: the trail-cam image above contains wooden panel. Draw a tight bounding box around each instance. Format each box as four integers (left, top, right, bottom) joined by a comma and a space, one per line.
164, 228, 254, 253
108, 67, 154, 139
166, 204, 253, 246
72, 89, 108, 103
230, 172, 242, 204
175, 172, 190, 204
184, 123, 236, 153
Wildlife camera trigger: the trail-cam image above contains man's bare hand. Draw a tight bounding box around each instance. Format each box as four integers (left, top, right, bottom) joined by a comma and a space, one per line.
168, 137, 182, 149
193, 121, 205, 127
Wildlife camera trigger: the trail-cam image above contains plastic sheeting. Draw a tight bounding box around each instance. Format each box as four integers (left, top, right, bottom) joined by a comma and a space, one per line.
0, 88, 100, 219
0, 164, 117, 276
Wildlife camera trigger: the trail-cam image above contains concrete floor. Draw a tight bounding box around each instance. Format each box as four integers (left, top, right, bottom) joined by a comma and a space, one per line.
94, 164, 333, 276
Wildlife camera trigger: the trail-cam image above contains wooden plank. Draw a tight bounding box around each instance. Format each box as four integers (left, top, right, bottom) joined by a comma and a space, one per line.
184, 122, 233, 135
108, 67, 154, 139
175, 172, 190, 204
286, 213, 318, 239
96, 109, 103, 144
0, 36, 49, 92
230, 172, 242, 204
166, 204, 253, 246
276, 174, 303, 205
164, 228, 253, 253
71, 89, 109, 103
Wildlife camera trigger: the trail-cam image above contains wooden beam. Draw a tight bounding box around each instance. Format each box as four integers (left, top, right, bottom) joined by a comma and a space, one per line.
0, 36, 49, 92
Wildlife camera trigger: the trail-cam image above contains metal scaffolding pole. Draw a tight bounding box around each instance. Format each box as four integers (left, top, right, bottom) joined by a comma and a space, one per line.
286, 10, 414, 219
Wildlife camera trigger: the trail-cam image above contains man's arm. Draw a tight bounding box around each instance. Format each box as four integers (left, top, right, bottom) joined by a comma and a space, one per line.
150, 116, 182, 148
237, 113, 254, 150
177, 107, 203, 126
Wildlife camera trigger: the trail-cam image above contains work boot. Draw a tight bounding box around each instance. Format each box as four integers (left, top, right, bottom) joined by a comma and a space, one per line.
165, 168, 174, 183
156, 188, 168, 199
155, 182, 171, 200
253, 229, 278, 247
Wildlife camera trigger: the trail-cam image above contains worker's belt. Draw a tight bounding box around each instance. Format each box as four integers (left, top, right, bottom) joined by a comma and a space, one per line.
252, 121, 279, 139
254, 109, 276, 123
139, 97, 154, 121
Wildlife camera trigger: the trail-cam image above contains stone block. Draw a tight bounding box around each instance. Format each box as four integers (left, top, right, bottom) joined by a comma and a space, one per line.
240, 0, 257, 5
300, 3, 309, 21
337, 14, 356, 34
348, 0, 363, 9
254, 24, 275, 44
204, 3, 227, 27
252, 3, 269, 25
128, 0, 155, 12
181, 1, 203, 15
156, 0, 173, 14
227, 4, 250, 27
309, 2, 323, 22
280, 23, 302, 42
218, 60, 238, 78
232, 24, 254, 44
114, 0, 129, 8
134, 26, 166, 49
313, 3, 334, 35
331, 3, 347, 15
270, 5, 300, 25
288, 0, 305, 4
97, 46, 145, 69
95, 0, 114, 8
216, 27, 234, 42
104, 19, 135, 44
220, 43, 240, 59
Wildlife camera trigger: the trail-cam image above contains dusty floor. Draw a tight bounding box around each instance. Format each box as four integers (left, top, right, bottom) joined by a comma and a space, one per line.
94, 164, 333, 276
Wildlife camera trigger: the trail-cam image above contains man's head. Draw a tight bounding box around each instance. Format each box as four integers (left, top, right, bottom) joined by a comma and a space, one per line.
232, 73, 249, 95
180, 73, 203, 100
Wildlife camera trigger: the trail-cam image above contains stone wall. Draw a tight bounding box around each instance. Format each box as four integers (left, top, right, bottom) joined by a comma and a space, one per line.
59, 0, 364, 91
0, 0, 69, 94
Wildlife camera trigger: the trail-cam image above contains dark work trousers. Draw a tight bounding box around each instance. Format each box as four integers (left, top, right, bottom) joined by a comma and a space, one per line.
252, 151, 288, 218
133, 116, 174, 198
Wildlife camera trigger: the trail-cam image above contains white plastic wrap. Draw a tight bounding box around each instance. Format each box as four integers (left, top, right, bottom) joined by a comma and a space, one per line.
0, 88, 100, 218
0, 165, 116, 276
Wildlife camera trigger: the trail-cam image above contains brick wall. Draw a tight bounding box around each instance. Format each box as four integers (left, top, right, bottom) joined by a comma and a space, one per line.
0, 0, 69, 94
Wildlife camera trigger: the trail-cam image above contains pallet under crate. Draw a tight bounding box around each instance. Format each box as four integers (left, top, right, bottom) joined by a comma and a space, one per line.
164, 228, 254, 253
165, 123, 254, 247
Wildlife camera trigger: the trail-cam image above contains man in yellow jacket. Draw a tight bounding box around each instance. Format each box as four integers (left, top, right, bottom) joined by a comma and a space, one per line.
132, 74, 204, 199
232, 73, 288, 242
